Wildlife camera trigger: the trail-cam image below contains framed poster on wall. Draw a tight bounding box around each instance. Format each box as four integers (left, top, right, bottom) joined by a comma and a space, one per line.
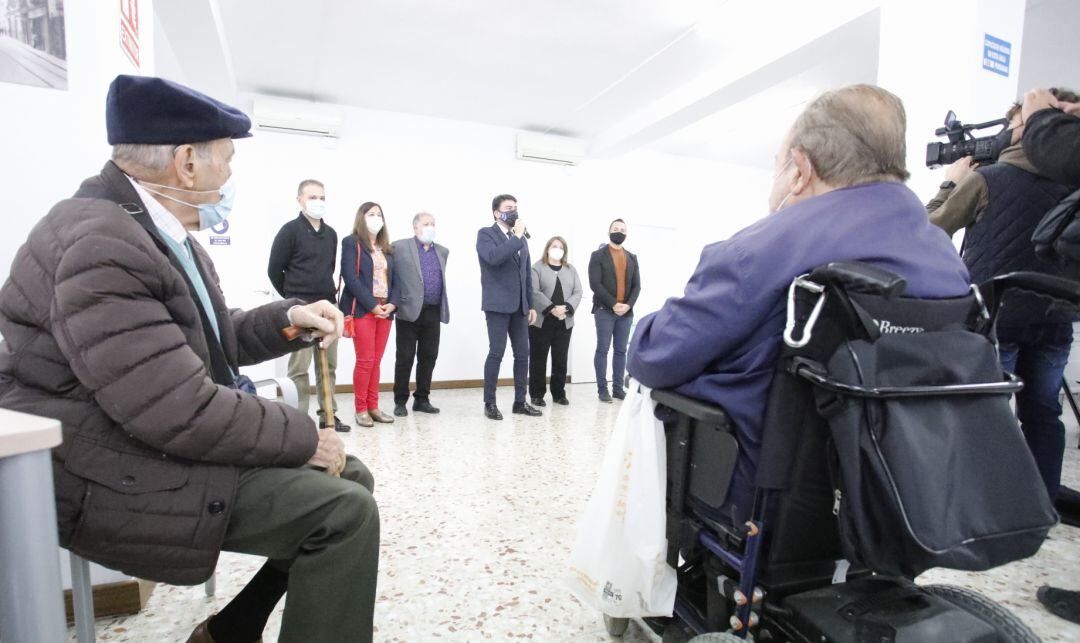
0, 0, 66, 89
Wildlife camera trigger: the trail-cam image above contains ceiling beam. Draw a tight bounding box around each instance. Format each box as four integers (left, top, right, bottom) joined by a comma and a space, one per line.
589, 8, 881, 158
153, 0, 237, 103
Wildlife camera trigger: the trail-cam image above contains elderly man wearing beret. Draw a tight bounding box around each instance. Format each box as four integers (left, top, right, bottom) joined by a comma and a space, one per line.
0, 75, 379, 643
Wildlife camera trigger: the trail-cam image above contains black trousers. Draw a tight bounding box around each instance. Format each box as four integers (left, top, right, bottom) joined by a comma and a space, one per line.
484, 310, 530, 405
393, 305, 442, 405
529, 316, 572, 399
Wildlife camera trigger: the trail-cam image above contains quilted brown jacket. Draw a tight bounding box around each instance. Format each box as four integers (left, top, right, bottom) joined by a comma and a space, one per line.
0, 162, 317, 584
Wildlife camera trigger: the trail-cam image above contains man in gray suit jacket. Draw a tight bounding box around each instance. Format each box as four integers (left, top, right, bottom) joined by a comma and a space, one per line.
391, 212, 450, 417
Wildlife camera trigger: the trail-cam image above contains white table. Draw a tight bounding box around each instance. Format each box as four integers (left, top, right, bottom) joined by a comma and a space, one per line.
0, 408, 65, 642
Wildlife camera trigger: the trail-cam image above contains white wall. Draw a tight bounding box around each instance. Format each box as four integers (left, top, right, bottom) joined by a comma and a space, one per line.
0, 2, 153, 284
1018, 0, 1080, 93
877, 0, 1026, 205
201, 97, 771, 390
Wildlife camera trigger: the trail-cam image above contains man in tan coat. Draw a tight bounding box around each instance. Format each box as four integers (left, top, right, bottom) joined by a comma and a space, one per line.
0, 75, 379, 642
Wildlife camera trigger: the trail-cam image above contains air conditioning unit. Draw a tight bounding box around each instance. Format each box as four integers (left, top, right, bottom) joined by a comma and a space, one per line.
253, 96, 342, 138
516, 132, 585, 166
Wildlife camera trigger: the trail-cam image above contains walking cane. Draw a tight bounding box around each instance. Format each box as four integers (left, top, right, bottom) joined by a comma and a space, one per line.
282, 325, 346, 476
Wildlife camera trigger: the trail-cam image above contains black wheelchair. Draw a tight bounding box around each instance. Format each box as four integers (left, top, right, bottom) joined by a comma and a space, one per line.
602, 263, 1080, 642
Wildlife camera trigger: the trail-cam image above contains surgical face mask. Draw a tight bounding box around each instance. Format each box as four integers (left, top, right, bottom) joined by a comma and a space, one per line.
499, 209, 519, 227
366, 214, 384, 234
138, 175, 236, 231
305, 199, 326, 219
609, 231, 626, 245
548, 247, 565, 262
418, 225, 436, 244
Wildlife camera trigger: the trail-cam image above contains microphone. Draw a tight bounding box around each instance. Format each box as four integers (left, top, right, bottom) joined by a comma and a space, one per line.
523, 228, 531, 239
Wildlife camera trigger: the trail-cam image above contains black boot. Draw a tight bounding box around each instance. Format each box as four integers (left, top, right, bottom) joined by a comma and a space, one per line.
1038, 586, 1080, 625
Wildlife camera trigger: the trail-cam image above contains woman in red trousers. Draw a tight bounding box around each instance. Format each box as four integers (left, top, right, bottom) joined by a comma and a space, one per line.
340, 202, 397, 427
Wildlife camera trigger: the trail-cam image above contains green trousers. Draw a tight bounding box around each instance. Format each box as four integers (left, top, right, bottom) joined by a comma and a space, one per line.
222, 455, 379, 642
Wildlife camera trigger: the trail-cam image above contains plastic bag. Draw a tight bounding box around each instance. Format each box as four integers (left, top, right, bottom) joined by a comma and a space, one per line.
565, 379, 676, 617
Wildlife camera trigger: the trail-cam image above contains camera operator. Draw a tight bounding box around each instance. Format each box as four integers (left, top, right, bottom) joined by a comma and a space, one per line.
926, 87, 1079, 522
1018, 87, 1080, 628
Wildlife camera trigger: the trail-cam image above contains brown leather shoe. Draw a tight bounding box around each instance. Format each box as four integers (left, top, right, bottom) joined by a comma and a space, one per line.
354, 411, 374, 427
368, 408, 395, 423
187, 617, 263, 643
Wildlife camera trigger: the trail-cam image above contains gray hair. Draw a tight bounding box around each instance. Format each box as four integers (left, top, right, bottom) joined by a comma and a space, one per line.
787, 84, 910, 185
412, 211, 435, 227
111, 141, 214, 173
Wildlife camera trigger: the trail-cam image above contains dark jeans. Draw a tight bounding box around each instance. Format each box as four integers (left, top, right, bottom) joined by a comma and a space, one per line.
594, 308, 633, 394
394, 305, 442, 405
529, 316, 573, 399
484, 311, 530, 405
998, 321, 1073, 501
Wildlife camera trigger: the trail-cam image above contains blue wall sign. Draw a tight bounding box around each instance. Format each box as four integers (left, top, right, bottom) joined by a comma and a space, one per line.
982, 34, 1011, 77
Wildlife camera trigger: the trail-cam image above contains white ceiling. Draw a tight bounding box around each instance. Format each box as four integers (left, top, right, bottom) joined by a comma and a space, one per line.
218, 0, 717, 138
215, 0, 883, 149
161, 1, 1080, 167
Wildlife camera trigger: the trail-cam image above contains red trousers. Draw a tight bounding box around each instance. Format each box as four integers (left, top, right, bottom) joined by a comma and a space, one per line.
352, 313, 392, 412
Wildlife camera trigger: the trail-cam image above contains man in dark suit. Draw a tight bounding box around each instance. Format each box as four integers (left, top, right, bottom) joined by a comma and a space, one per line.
391, 212, 450, 417
476, 194, 542, 420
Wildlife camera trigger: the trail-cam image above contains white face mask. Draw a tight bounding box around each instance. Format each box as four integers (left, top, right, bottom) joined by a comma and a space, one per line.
548, 247, 565, 262
305, 199, 326, 219
418, 225, 436, 244
366, 215, 384, 234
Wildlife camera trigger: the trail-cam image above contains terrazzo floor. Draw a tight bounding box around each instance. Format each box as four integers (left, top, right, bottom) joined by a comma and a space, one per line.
69, 384, 1080, 642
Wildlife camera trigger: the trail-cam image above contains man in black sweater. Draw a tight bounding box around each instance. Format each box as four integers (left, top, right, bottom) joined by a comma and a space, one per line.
268, 179, 349, 431
1022, 87, 1080, 186
1020, 87, 1080, 628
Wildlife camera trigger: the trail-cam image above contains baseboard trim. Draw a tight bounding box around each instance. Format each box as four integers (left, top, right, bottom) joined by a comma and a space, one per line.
64, 579, 147, 623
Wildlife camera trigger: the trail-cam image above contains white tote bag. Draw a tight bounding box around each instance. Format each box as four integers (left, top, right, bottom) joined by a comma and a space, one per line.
565, 379, 677, 617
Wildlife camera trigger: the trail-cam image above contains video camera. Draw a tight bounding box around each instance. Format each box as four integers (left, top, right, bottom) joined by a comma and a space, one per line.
925, 110, 1010, 168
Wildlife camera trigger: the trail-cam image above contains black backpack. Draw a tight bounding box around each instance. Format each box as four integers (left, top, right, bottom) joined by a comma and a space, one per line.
1032, 186, 1080, 279
784, 264, 1061, 578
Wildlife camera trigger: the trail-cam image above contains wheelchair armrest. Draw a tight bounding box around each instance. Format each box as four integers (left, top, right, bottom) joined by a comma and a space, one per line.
809, 262, 907, 298
981, 271, 1080, 307
651, 389, 731, 427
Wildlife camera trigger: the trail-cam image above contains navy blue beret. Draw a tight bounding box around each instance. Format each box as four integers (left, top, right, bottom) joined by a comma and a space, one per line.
106, 74, 252, 145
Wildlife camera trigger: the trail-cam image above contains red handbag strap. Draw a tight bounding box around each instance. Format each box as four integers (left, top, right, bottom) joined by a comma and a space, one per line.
338, 239, 363, 317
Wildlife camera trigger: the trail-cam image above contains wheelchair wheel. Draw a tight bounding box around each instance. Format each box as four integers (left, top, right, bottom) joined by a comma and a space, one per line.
922, 585, 1040, 643
604, 614, 630, 637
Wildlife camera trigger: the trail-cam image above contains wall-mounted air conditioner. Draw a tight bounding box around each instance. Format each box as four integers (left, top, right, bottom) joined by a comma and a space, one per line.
516, 132, 585, 166
253, 96, 342, 138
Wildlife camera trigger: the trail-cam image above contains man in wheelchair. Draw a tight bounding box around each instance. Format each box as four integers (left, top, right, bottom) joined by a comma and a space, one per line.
621, 84, 1062, 641
629, 84, 970, 526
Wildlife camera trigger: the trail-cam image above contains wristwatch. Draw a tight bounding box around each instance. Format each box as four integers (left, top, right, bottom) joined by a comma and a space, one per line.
940, 180, 957, 190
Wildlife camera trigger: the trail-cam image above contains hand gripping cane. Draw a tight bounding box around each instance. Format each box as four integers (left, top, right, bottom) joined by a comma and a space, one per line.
282, 325, 346, 477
